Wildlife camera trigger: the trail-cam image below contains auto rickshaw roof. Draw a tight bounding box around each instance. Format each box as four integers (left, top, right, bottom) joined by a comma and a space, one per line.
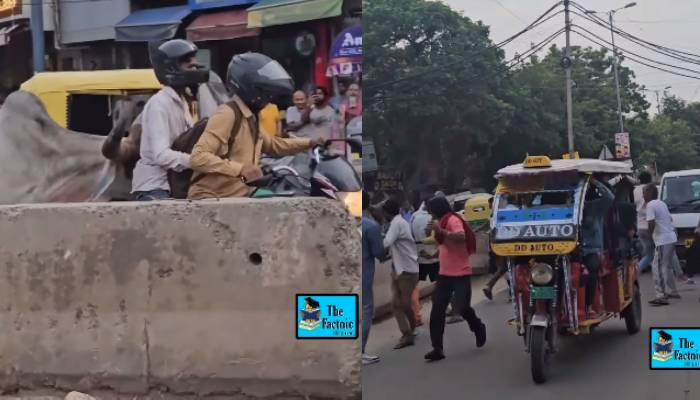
495, 158, 632, 178
20, 69, 161, 94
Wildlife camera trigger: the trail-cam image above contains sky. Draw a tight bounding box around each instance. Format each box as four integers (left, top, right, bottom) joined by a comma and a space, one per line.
443, 0, 700, 114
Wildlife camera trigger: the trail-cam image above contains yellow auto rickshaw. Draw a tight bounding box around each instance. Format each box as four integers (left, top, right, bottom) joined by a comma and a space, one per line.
462, 193, 493, 229
20, 69, 162, 135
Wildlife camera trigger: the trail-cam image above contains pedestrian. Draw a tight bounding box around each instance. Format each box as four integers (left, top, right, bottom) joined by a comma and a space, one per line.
362, 191, 386, 365
424, 196, 486, 362
285, 90, 310, 136
339, 82, 362, 124
633, 171, 654, 273
330, 79, 349, 111
410, 195, 440, 327
382, 198, 420, 349
307, 86, 337, 141
259, 101, 282, 138
644, 183, 681, 306
188, 53, 325, 200
130, 39, 210, 201
432, 190, 463, 322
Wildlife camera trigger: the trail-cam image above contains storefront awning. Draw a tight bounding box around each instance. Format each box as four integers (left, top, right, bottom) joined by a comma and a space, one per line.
115, 5, 191, 42
186, 9, 260, 42
0, 22, 27, 47
247, 0, 342, 29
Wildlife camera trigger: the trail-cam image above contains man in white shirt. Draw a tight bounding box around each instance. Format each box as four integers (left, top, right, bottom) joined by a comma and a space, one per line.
410, 199, 439, 326
633, 171, 654, 273
131, 39, 209, 201
383, 198, 420, 349
644, 184, 680, 305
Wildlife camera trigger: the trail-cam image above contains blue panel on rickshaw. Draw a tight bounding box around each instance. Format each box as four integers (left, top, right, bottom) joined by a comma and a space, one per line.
496, 207, 575, 222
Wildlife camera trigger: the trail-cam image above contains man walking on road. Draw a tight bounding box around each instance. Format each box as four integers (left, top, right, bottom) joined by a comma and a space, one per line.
410, 196, 440, 327
644, 184, 681, 305
383, 198, 420, 349
424, 196, 486, 362
362, 191, 386, 365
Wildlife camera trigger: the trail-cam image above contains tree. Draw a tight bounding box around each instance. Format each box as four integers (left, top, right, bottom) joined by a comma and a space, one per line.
628, 116, 699, 172
365, 0, 514, 192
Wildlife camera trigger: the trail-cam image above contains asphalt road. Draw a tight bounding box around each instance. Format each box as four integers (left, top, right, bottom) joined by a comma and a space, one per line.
362, 273, 700, 400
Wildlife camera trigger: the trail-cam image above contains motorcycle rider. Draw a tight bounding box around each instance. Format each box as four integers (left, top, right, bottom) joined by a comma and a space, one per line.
131, 39, 209, 201
188, 53, 325, 199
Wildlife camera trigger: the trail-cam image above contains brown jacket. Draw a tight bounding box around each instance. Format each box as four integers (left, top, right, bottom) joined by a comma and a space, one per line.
188, 96, 313, 199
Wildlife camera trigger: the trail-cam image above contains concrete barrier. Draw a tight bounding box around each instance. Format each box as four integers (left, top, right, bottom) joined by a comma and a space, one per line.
0, 198, 360, 399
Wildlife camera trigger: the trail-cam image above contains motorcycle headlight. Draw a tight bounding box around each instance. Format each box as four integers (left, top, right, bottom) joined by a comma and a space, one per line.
338, 191, 362, 219
530, 263, 554, 285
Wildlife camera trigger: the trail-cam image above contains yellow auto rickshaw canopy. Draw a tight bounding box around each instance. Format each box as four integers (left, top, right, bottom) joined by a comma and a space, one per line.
21, 69, 161, 94
21, 69, 161, 128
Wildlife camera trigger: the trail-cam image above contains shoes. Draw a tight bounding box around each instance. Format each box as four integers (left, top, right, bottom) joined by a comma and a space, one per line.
424, 349, 446, 362
362, 353, 380, 365
393, 336, 414, 349
668, 293, 682, 299
649, 297, 670, 306
475, 323, 487, 348
483, 287, 493, 301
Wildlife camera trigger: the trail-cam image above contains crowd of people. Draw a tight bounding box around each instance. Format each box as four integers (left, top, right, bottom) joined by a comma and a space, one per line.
361, 190, 486, 365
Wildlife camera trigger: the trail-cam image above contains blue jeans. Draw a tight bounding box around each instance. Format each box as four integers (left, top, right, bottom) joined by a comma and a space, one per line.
132, 190, 170, 201
362, 261, 376, 354
638, 230, 654, 272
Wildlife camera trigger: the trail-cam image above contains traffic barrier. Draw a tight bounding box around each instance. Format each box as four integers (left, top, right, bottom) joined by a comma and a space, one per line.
0, 198, 360, 399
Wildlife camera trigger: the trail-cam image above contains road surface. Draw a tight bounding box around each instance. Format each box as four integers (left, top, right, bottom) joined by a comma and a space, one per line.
362, 273, 700, 400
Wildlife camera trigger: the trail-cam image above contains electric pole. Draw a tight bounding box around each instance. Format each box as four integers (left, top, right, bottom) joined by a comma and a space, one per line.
564, 0, 575, 156
609, 11, 624, 133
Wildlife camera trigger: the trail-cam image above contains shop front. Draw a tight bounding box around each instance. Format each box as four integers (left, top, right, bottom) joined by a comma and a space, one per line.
185, 0, 260, 78
247, 0, 344, 92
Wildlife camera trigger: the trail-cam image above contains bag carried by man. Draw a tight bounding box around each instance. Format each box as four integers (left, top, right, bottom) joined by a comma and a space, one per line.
167, 100, 244, 199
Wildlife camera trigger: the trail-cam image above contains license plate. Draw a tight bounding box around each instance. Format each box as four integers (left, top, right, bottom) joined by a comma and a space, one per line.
530, 286, 555, 299
685, 238, 694, 248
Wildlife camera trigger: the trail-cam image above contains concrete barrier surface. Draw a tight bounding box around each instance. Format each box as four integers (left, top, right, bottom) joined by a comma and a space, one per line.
0, 198, 360, 399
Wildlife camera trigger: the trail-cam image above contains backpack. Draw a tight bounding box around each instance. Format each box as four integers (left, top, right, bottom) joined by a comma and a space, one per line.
168, 100, 244, 199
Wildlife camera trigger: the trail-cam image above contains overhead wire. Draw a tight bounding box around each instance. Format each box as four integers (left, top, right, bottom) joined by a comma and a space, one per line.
571, 24, 700, 77
365, 1, 564, 91
570, 28, 700, 81
569, 1, 700, 62
371, 28, 566, 103
569, 10, 700, 66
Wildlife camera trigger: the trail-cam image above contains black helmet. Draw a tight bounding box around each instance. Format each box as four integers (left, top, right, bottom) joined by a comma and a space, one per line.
226, 53, 294, 111
149, 39, 209, 88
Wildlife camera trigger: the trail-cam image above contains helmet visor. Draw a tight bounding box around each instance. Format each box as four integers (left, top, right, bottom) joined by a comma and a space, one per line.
257, 60, 292, 81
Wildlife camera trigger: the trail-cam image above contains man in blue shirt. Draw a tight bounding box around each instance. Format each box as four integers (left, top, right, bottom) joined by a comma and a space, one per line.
362, 191, 386, 365
581, 178, 615, 318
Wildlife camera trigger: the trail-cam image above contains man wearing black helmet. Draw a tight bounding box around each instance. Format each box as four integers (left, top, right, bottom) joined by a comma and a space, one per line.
188, 53, 325, 199
131, 39, 210, 201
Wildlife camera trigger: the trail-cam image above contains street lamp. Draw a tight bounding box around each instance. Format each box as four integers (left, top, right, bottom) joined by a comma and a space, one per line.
586, 2, 638, 134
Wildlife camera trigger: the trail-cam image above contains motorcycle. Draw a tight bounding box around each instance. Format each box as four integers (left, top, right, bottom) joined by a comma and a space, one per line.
248, 139, 363, 219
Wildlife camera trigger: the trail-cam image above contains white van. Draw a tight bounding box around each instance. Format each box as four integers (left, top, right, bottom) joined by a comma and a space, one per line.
659, 169, 700, 260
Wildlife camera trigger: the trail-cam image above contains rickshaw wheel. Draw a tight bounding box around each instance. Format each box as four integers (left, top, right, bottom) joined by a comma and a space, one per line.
530, 326, 550, 384
622, 282, 642, 334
